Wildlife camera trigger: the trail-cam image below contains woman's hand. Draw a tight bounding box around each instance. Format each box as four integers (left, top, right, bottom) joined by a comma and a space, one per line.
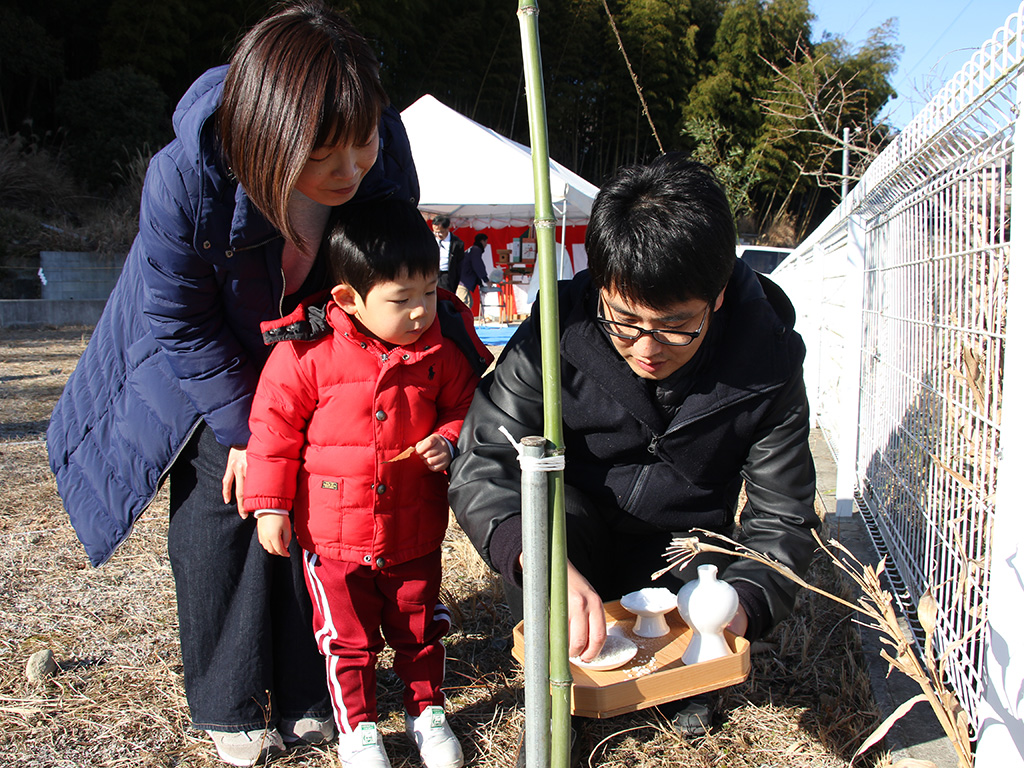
416, 434, 452, 472
222, 446, 248, 517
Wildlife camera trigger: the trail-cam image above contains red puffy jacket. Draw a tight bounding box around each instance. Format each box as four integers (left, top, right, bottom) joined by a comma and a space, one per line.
245, 295, 486, 568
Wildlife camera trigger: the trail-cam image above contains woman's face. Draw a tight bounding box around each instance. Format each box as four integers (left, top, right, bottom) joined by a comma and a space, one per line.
295, 127, 379, 206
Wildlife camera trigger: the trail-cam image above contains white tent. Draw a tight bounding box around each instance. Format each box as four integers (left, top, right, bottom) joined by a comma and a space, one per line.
400, 94, 599, 229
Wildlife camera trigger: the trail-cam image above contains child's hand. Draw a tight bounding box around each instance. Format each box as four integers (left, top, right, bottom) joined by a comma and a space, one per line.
257, 513, 292, 557
415, 434, 452, 472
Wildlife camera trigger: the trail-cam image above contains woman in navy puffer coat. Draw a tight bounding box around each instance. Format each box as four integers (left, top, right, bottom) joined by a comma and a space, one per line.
46, 3, 419, 763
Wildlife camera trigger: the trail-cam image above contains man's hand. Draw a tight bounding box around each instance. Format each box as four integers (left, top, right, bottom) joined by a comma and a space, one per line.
416, 434, 452, 472
562, 566, 749, 661
257, 514, 292, 557
222, 446, 247, 517
566, 561, 608, 662
727, 603, 749, 637
517, 553, 608, 662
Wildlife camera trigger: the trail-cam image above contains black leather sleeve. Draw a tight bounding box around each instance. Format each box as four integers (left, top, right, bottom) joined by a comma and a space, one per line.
448, 317, 544, 573
727, 362, 819, 637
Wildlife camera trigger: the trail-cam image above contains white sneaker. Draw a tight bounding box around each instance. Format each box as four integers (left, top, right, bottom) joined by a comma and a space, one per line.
205, 728, 286, 767
404, 706, 464, 768
337, 722, 391, 768
281, 715, 335, 745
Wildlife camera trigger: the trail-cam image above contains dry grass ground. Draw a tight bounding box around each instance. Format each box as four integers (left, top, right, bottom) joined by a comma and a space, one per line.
0, 326, 895, 767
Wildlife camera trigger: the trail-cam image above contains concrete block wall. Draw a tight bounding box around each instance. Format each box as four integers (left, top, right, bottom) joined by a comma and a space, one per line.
0, 251, 124, 328
39, 251, 123, 301
0, 299, 107, 328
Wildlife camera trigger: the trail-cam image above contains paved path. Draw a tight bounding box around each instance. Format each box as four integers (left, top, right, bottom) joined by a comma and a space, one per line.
810, 429, 958, 767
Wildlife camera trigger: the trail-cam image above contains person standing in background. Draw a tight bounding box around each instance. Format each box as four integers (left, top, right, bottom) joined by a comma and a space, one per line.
457, 233, 492, 310
431, 216, 465, 294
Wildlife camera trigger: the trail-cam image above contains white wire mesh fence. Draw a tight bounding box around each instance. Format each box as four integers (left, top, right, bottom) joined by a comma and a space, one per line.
772, 3, 1024, 747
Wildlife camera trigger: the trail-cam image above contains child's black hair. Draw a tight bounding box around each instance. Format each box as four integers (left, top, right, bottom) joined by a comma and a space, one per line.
322, 200, 439, 297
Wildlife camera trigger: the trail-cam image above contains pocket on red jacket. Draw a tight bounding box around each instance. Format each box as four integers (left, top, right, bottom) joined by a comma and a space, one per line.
295, 472, 346, 545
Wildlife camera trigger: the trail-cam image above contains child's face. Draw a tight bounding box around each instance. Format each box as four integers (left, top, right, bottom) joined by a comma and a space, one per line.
334, 269, 439, 346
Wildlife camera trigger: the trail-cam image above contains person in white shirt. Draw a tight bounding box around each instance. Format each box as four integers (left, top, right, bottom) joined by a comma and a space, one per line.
431, 216, 465, 294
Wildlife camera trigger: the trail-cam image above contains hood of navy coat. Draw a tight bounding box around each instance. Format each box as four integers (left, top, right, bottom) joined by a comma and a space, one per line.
170, 66, 281, 258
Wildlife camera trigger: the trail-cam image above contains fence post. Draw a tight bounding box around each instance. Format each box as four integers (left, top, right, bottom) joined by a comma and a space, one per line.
974, 75, 1024, 765
834, 214, 866, 517
804, 243, 826, 429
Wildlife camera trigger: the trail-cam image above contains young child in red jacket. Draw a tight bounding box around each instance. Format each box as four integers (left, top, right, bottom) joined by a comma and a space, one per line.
244, 200, 492, 768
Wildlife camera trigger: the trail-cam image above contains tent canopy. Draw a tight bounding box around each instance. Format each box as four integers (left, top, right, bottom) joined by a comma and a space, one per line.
401, 94, 599, 229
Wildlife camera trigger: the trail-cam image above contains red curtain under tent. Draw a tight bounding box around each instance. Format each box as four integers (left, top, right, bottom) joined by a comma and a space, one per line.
401, 94, 598, 313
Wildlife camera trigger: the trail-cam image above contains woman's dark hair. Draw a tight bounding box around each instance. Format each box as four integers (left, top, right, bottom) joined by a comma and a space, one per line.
219, 1, 388, 247
473, 233, 488, 248
584, 155, 736, 307
323, 201, 439, 297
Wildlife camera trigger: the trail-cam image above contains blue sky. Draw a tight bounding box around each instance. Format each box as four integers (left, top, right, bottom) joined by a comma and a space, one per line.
810, 1, 1022, 128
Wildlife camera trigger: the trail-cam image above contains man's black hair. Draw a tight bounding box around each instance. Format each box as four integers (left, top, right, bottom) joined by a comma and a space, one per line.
432, 215, 452, 229
323, 200, 439, 297
584, 155, 736, 307
473, 233, 488, 248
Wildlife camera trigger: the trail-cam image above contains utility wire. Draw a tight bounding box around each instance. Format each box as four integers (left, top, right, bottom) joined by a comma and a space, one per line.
890, 0, 975, 112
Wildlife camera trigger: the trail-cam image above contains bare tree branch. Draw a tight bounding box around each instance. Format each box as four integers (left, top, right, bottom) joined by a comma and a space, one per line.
756, 36, 891, 191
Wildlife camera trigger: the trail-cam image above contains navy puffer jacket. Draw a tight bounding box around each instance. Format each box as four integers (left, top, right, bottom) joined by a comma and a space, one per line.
46, 66, 419, 566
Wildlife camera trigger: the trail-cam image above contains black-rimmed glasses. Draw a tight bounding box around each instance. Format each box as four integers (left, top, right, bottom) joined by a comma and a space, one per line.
597, 298, 710, 346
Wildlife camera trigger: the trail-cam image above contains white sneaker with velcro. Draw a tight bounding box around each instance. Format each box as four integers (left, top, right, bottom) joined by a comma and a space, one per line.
404, 706, 464, 768
337, 721, 391, 768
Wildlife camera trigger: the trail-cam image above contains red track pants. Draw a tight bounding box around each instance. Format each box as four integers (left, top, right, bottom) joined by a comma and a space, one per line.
302, 548, 451, 733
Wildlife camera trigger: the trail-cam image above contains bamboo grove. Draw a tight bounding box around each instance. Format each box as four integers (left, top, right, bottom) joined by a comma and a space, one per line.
1, 0, 900, 242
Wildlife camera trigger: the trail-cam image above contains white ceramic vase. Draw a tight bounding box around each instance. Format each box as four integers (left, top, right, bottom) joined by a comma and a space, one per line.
676, 564, 738, 665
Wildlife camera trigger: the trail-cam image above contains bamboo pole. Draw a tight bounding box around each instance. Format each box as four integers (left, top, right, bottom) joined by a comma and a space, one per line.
516, 3, 571, 768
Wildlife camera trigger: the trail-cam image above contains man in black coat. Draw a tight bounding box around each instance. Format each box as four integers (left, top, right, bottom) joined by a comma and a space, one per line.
431, 215, 465, 294
449, 156, 819, 732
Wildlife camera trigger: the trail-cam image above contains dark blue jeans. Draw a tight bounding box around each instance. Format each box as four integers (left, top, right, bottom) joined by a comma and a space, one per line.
168, 422, 331, 731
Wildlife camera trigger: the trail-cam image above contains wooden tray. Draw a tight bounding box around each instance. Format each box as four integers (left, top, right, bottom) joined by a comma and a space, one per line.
511, 600, 750, 718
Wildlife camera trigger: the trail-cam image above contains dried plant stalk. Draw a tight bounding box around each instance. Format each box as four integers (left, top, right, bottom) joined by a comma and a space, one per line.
656, 530, 974, 767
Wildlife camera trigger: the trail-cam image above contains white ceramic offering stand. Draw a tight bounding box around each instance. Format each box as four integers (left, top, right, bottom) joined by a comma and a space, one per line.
620, 587, 677, 638
676, 564, 739, 665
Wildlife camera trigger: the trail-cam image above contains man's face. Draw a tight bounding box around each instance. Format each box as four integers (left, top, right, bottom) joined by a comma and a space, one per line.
599, 287, 724, 380
432, 222, 450, 240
